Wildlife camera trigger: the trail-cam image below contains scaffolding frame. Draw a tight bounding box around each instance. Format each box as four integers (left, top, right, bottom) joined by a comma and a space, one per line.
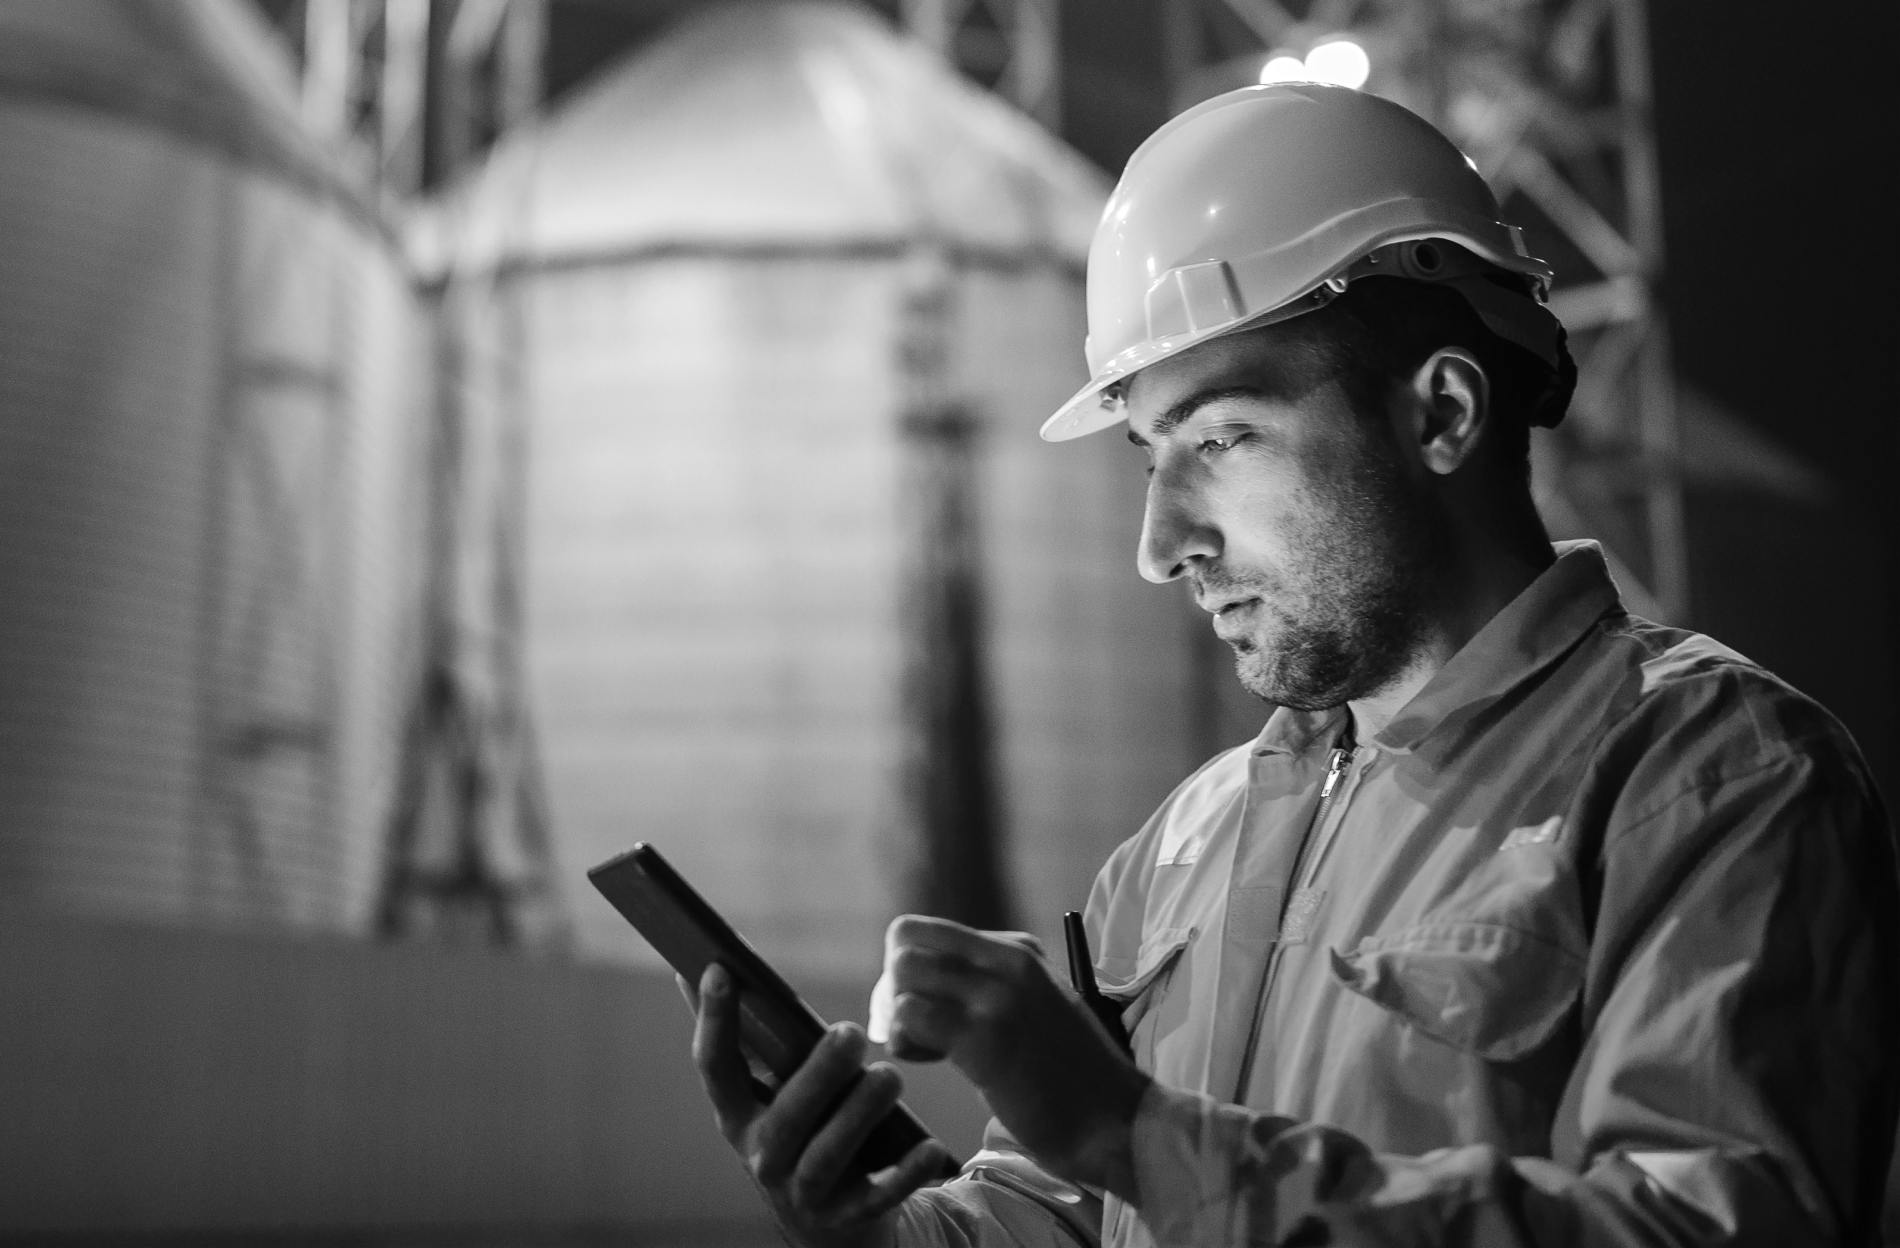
286, 0, 544, 195
901, 0, 1062, 129
1158, 0, 1687, 621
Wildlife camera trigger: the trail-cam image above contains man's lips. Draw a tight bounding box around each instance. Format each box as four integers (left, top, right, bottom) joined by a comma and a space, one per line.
1207, 596, 1261, 639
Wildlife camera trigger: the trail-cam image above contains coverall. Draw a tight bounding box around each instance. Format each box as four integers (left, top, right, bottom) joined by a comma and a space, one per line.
897, 541, 1900, 1247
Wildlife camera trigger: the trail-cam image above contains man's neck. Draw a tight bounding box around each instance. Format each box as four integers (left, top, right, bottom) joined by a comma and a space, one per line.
1348, 536, 1556, 741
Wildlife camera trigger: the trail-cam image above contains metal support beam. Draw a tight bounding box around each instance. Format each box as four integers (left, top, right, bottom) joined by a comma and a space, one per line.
902, 0, 1061, 129
431, 0, 546, 185
271, 0, 546, 195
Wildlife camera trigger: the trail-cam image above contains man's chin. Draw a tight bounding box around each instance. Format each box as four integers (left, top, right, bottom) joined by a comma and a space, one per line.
1231, 644, 1364, 712
1230, 649, 1285, 705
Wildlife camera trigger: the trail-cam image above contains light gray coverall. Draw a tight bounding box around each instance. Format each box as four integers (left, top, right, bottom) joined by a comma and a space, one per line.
896, 541, 1900, 1247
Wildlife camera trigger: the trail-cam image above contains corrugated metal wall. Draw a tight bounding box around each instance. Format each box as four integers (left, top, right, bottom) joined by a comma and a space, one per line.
0, 4, 430, 933
519, 255, 909, 971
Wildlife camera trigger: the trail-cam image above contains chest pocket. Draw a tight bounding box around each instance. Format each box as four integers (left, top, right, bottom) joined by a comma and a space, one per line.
1096, 926, 1193, 1066
1327, 920, 1582, 1061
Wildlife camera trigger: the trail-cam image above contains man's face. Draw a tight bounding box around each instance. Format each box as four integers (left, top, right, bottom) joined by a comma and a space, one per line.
1124, 327, 1447, 711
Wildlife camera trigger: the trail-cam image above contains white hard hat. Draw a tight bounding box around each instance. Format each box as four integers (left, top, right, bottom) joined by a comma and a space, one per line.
1043, 82, 1562, 441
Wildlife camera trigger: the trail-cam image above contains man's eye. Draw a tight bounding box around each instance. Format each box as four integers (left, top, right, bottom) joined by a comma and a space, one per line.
1199, 434, 1242, 454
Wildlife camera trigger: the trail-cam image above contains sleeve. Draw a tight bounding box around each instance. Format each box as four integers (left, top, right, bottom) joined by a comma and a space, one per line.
1117, 720, 1900, 1247
892, 756, 1233, 1248
896, 1118, 1103, 1248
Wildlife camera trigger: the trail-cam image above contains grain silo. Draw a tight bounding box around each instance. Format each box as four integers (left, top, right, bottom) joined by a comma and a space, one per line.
0, 0, 431, 932
418, 0, 1226, 975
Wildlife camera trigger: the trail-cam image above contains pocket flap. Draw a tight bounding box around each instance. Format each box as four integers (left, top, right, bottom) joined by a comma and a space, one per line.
1329, 922, 1582, 1061
1095, 926, 1192, 1001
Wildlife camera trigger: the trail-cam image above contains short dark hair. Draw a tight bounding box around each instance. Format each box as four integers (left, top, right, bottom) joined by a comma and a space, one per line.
1271, 275, 1575, 471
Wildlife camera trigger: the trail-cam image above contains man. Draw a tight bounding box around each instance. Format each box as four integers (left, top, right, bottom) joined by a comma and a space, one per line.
688, 83, 1900, 1246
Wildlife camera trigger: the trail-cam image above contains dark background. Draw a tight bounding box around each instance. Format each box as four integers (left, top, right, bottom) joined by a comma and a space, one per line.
1643, 3, 1897, 805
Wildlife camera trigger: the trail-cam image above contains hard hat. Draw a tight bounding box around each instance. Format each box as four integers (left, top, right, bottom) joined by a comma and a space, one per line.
1042, 82, 1564, 441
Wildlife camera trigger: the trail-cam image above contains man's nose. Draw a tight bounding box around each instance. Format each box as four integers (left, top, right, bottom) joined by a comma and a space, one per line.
1137, 472, 1218, 584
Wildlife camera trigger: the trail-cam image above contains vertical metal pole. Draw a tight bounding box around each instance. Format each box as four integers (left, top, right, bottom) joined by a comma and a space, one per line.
1612, 0, 1687, 622
432, 0, 470, 186
302, 0, 352, 139
499, 0, 546, 131
380, 0, 431, 194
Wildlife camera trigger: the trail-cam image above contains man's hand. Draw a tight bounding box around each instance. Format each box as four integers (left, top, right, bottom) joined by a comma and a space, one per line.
688, 964, 951, 1248
874, 916, 1151, 1195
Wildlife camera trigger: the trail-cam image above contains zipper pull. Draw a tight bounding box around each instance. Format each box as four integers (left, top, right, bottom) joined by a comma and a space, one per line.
1320, 747, 1349, 800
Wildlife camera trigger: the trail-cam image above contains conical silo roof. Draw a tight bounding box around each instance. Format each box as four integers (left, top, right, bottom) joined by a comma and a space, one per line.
416, 0, 1109, 274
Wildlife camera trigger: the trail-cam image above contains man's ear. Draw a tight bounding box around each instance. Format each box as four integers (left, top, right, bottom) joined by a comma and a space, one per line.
1407, 348, 1489, 476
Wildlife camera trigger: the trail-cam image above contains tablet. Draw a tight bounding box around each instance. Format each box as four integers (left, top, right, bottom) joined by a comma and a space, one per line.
587, 843, 952, 1176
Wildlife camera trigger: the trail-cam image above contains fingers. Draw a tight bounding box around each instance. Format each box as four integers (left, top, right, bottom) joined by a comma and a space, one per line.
691, 964, 759, 1137
828, 1135, 956, 1227
688, 962, 948, 1238
786, 1058, 902, 1207
886, 915, 1046, 974
879, 927, 1053, 1061
885, 981, 970, 1062
751, 1021, 870, 1184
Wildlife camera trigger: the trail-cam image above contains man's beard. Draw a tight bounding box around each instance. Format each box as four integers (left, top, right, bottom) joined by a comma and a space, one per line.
1219, 442, 1448, 711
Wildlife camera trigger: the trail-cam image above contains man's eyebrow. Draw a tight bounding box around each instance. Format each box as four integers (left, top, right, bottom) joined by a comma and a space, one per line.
1126, 386, 1260, 448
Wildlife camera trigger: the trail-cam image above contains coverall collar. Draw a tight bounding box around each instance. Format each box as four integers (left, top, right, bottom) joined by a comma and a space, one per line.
1250, 540, 1625, 759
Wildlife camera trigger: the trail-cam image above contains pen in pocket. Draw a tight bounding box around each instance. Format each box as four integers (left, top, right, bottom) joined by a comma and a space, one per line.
1063, 909, 1132, 1055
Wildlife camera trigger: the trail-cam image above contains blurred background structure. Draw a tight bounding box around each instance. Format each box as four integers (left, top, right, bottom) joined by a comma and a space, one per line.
1, 0, 1893, 1243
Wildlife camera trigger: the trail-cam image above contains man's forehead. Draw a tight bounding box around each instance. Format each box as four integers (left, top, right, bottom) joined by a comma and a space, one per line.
1124, 325, 1335, 435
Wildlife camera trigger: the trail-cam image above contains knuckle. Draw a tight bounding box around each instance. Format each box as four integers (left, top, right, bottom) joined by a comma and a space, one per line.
890, 944, 932, 979
889, 991, 935, 1033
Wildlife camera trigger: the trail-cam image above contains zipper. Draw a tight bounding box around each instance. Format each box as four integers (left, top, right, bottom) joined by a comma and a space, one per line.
1317, 743, 1349, 806
1230, 718, 1360, 1097
1295, 742, 1354, 894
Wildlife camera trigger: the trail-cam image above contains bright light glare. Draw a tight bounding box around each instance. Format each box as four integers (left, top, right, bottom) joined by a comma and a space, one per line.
1258, 54, 1307, 85
1304, 39, 1370, 89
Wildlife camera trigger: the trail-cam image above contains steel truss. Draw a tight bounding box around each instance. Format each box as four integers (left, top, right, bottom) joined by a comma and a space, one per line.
277, 0, 545, 194
1160, 0, 1686, 621
901, 0, 1062, 129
